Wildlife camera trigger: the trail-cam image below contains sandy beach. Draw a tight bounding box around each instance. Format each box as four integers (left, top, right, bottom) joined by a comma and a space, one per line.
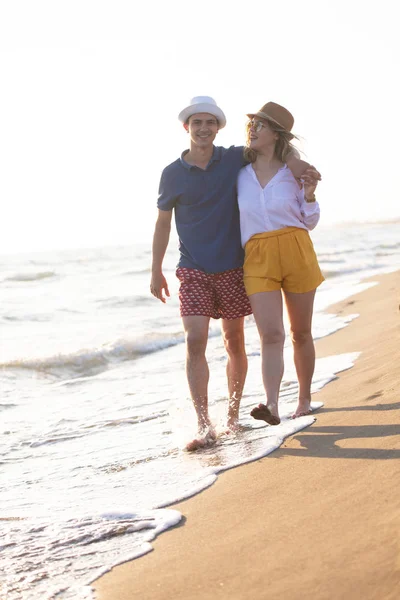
93, 270, 400, 600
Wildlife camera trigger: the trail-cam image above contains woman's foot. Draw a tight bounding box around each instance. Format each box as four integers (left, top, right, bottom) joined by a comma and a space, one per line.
250, 403, 280, 425
291, 399, 312, 419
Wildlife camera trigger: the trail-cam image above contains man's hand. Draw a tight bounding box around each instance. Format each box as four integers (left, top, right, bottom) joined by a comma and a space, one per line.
286, 155, 322, 184
301, 165, 321, 185
301, 165, 321, 201
150, 272, 170, 303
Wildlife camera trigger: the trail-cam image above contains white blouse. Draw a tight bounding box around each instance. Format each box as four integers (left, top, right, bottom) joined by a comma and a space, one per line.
237, 164, 320, 248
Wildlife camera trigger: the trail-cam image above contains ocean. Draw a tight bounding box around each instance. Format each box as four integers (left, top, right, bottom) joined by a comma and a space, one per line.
1, 220, 399, 600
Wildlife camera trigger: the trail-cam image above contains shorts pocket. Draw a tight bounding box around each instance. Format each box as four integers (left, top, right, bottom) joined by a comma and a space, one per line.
244, 240, 261, 267
293, 230, 316, 265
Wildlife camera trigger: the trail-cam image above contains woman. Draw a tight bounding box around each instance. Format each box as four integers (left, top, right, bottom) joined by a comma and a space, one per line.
237, 101, 324, 424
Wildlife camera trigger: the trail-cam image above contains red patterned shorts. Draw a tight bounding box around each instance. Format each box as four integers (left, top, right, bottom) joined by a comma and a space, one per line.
176, 267, 252, 320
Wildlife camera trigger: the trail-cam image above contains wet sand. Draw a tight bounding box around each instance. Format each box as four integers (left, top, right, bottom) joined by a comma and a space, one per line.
93, 270, 400, 600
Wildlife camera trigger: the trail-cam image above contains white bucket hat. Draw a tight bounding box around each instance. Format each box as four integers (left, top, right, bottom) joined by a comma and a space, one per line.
178, 96, 226, 129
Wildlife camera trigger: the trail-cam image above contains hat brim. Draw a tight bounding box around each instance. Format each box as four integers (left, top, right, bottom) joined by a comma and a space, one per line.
179, 103, 226, 129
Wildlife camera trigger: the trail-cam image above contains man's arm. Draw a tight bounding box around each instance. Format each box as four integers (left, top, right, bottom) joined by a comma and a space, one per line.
150, 209, 173, 303
286, 150, 321, 185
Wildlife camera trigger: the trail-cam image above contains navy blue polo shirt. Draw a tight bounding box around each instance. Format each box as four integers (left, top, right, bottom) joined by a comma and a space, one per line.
157, 145, 247, 274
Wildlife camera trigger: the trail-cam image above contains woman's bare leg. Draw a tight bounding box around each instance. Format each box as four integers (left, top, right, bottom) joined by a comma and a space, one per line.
249, 290, 284, 425
284, 289, 316, 418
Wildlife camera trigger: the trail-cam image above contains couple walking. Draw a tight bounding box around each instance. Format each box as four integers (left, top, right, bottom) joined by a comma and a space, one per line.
150, 96, 324, 451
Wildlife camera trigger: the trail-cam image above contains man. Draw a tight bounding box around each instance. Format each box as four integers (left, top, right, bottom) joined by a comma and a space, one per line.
150, 96, 319, 451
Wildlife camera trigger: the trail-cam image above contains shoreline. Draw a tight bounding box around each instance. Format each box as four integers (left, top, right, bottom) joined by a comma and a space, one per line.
93, 270, 400, 600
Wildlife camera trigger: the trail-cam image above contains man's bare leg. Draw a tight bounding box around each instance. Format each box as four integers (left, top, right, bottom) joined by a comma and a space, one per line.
249, 291, 285, 425
284, 290, 316, 418
221, 317, 247, 430
182, 315, 216, 450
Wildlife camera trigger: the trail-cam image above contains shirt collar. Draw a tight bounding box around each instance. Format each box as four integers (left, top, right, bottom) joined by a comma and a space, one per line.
180, 146, 221, 171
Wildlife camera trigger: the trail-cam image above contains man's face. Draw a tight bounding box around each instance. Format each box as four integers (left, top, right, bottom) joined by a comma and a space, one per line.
184, 113, 219, 148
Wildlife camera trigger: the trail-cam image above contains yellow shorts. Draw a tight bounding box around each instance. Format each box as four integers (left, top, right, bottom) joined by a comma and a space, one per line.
244, 227, 325, 295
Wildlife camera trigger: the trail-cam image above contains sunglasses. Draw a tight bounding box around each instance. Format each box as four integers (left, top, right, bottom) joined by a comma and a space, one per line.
248, 119, 268, 133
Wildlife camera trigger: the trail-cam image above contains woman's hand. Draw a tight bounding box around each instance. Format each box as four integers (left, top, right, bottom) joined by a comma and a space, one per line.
302, 166, 320, 200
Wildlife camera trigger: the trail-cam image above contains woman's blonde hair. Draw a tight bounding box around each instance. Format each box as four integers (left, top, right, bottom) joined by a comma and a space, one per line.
243, 118, 298, 163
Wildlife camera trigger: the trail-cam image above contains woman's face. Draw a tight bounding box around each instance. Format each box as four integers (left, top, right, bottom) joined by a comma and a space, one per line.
248, 118, 278, 151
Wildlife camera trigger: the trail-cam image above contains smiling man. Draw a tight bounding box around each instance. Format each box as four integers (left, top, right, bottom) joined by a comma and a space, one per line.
150, 96, 318, 451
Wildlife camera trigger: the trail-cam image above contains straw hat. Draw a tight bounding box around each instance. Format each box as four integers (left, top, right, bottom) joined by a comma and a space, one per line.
178, 96, 226, 129
247, 101, 294, 132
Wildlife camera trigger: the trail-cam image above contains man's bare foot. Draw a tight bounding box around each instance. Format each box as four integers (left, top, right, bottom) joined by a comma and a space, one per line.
226, 393, 240, 432
185, 427, 217, 452
250, 403, 280, 425
291, 399, 312, 419
225, 414, 241, 433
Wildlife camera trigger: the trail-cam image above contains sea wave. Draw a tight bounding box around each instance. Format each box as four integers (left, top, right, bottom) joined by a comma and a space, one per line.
3, 271, 57, 283
316, 256, 346, 264
316, 240, 400, 259
0, 403, 17, 411
2, 313, 53, 323
121, 267, 151, 276
320, 267, 365, 279
96, 295, 154, 309
0, 332, 185, 378
372, 242, 400, 250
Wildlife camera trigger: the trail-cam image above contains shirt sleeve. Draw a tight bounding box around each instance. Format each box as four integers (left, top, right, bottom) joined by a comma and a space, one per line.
227, 145, 248, 166
157, 169, 176, 211
297, 187, 321, 230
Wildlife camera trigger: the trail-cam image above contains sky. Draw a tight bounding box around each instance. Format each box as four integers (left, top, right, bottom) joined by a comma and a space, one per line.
1, 0, 399, 254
